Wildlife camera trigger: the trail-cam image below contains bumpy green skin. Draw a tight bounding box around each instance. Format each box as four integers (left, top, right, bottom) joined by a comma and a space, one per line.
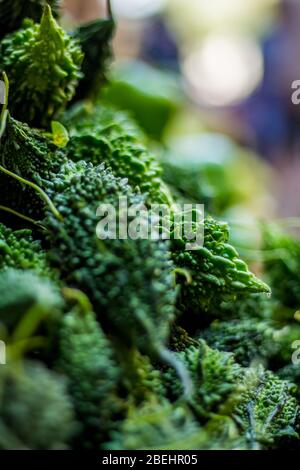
172, 217, 270, 316
44, 161, 176, 355
202, 318, 300, 369
169, 325, 199, 353
216, 293, 275, 321
117, 348, 166, 404
0, 114, 67, 220
200, 319, 278, 367
107, 403, 206, 450
0, 223, 51, 275
263, 224, 300, 309
165, 341, 243, 418
57, 305, 121, 449
0, 5, 83, 127
164, 341, 299, 449
0, 0, 60, 40
0, 361, 75, 449
73, 16, 115, 101
107, 400, 249, 450
64, 103, 168, 204
0, 268, 62, 331
235, 368, 299, 449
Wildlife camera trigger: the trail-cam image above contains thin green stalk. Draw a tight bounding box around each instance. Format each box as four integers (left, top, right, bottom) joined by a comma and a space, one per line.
0, 165, 63, 222
0, 205, 46, 230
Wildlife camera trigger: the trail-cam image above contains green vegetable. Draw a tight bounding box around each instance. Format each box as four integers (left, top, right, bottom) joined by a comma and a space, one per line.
43, 161, 192, 396
64, 102, 169, 204
107, 403, 206, 450
202, 318, 300, 368
56, 291, 121, 449
164, 341, 299, 449
44, 162, 175, 352
116, 347, 166, 404
200, 318, 278, 367
0, 223, 51, 275
0, 114, 67, 221
278, 365, 300, 401
172, 216, 270, 318
0, 0, 298, 451
235, 367, 299, 449
0, 0, 60, 40
0, 5, 83, 127
165, 341, 244, 419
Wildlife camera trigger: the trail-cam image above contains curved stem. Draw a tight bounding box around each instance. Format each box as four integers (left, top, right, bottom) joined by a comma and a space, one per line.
107, 0, 113, 20
0, 72, 9, 124
0, 165, 63, 222
0, 205, 46, 230
62, 287, 93, 313
158, 346, 194, 400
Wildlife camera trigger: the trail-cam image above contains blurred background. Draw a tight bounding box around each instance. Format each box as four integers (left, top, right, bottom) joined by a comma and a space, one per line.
61, 0, 300, 247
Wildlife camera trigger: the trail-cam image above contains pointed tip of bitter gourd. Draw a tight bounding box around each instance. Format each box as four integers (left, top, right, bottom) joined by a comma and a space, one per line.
39, 3, 63, 47
0, 3, 83, 127
40, 3, 55, 28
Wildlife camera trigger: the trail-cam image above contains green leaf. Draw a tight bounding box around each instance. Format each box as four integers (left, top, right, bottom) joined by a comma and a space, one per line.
51, 121, 69, 148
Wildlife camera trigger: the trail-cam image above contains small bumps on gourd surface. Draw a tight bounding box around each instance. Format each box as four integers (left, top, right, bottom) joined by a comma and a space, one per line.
56, 302, 122, 449
164, 341, 243, 418
0, 5, 83, 127
172, 216, 270, 317
164, 341, 299, 449
0, 0, 60, 41
64, 103, 168, 204
0, 114, 67, 221
235, 368, 299, 449
44, 161, 176, 355
0, 223, 51, 276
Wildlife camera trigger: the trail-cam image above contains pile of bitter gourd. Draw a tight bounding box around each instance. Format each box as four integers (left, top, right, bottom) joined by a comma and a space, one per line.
0, 1, 299, 450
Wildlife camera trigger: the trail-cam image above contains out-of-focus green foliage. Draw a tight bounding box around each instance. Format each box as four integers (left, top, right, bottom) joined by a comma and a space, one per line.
0, 5, 83, 127
262, 223, 300, 309
0, 360, 75, 449
73, 15, 115, 101
107, 403, 208, 450
207, 318, 299, 367
102, 61, 181, 140
0, 268, 62, 332
56, 292, 121, 449
278, 365, 300, 401
160, 134, 269, 214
